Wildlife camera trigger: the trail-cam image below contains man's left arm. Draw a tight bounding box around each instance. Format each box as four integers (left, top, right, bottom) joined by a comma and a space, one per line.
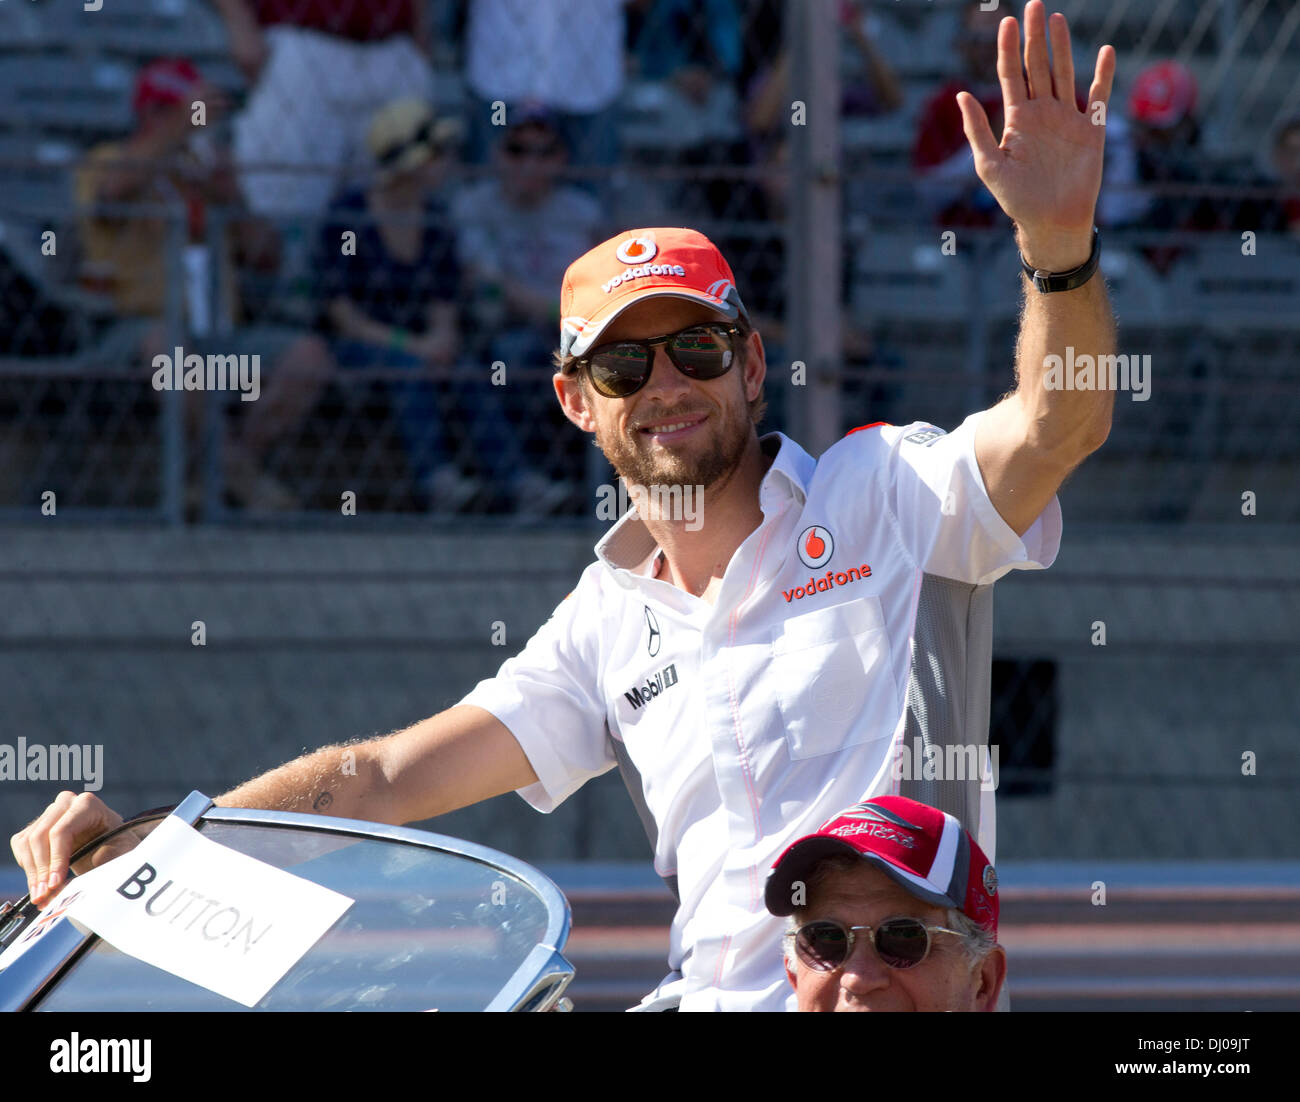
956, 1, 1117, 536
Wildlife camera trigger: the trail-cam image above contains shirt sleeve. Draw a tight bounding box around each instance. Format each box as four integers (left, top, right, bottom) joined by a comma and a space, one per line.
875, 411, 1062, 585
455, 572, 614, 812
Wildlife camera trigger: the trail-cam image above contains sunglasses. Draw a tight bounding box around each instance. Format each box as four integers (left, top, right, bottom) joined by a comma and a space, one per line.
791, 917, 964, 972
573, 322, 742, 398
377, 120, 450, 168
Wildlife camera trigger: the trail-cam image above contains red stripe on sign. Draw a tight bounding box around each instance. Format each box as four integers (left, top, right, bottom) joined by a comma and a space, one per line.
846, 421, 890, 436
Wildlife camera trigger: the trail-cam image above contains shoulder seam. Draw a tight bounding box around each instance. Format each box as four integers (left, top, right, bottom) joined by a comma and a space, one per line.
845, 421, 891, 437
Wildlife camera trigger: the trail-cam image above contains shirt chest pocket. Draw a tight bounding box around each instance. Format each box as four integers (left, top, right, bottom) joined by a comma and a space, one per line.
770, 597, 899, 761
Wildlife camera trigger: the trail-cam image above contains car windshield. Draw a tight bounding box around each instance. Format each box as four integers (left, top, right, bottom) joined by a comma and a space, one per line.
33, 819, 553, 1011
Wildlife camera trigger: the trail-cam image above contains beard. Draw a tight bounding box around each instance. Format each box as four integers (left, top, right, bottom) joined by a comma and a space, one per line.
593, 391, 754, 500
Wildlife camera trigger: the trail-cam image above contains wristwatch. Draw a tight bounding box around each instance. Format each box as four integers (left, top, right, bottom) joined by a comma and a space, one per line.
1019, 227, 1101, 293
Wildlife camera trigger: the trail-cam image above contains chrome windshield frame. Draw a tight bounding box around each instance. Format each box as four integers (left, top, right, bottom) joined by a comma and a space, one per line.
1, 791, 573, 1013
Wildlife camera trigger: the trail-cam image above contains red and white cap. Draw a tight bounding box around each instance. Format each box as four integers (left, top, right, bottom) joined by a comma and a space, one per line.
1129, 60, 1198, 128
133, 57, 203, 117
764, 796, 999, 937
558, 227, 749, 359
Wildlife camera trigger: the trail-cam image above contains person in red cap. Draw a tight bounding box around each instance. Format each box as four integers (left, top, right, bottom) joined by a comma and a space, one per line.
766, 796, 1004, 1012
1129, 59, 1198, 132
1123, 59, 1287, 266
19, 2, 1113, 1012
1126, 58, 1201, 218
76, 57, 334, 511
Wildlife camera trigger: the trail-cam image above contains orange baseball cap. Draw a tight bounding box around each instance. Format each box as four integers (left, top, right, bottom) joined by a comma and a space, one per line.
559, 228, 750, 358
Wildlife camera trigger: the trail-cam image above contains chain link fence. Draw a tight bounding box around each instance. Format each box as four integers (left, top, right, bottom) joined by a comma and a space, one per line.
0, 0, 1297, 863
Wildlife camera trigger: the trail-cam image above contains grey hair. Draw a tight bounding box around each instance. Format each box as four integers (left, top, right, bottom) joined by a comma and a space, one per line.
783, 854, 997, 971
941, 906, 997, 968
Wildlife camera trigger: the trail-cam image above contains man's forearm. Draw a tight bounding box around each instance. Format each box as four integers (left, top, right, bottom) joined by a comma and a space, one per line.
950, 3, 1118, 533
1010, 227, 1117, 460
975, 228, 1117, 535
214, 739, 396, 823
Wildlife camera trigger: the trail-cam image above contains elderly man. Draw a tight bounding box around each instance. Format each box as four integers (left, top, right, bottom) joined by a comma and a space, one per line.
766, 795, 1005, 1012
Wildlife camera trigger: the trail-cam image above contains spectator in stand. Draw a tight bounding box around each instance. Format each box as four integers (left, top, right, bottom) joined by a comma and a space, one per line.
76, 58, 333, 512
623, 0, 750, 262
1268, 118, 1300, 236
1122, 61, 1287, 271
451, 105, 602, 514
214, 0, 436, 217
462, 0, 625, 176
1124, 59, 1203, 241
316, 98, 487, 512
913, 2, 1139, 233
912, 3, 1007, 228
628, 0, 741, 95
745, 0, 903, 142
678, 0, 895, 432
626, 0, 744, 151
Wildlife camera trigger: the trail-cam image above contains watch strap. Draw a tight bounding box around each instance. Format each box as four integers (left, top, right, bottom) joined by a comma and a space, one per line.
1020, 227, 1101, 293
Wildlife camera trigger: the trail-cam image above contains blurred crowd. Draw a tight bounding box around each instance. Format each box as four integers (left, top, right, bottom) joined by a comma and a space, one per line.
9, 0, 1298, 514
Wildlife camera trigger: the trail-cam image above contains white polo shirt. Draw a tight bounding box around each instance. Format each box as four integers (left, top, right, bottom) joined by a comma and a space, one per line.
457, 412, 1061, 1011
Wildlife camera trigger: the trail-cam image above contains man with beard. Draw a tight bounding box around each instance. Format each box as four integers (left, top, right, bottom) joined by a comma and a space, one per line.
15, 2, 1114, 1012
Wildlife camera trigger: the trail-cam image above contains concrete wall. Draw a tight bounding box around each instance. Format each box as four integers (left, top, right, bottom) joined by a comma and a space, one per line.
2, 519, 1296, 861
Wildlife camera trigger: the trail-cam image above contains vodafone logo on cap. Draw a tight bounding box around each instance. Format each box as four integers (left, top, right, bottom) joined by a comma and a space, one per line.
797, 525, 834, 569
615, 237, 657, 264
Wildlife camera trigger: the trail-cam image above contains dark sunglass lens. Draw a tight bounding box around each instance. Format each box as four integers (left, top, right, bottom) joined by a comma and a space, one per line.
797, 921, 850, 971
668, 326, 732, 378
589, 344, 651, 397
875, 919, 930, 968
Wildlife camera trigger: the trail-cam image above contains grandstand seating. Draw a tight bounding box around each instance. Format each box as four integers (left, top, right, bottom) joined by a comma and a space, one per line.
0, 54, 134, 134
0, 0, 1296, 520
1164, 232, 1300, 328
850, 229, 971, 321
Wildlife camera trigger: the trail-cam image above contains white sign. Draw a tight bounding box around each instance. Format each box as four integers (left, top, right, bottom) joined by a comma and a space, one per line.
0, 882, 91, 974
0, 817, 352, 1007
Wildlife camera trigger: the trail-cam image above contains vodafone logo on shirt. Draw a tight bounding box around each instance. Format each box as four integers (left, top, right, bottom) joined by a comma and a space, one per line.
784, 525, 872, 603
781, 564, 872, 604
797, 525, 834, 569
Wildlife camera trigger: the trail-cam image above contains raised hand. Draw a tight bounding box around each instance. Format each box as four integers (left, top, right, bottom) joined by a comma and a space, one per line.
956, 1, 1116, 271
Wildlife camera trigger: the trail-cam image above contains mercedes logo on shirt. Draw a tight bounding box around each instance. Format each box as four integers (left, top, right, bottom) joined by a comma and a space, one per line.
645, 605, 661, 656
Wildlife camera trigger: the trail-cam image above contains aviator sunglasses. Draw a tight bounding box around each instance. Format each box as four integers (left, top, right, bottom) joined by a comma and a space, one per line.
790, 917, 965, 972
573, 322, 743, 398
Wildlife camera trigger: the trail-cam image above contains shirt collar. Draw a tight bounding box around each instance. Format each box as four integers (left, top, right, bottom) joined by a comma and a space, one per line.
594, 432, 814, 585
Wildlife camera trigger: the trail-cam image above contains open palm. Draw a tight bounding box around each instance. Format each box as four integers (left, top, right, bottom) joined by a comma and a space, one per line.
958, 2, 1116, 245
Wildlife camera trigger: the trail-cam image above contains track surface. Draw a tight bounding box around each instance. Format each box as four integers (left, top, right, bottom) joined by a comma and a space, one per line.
5, 862, 1297, 1011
